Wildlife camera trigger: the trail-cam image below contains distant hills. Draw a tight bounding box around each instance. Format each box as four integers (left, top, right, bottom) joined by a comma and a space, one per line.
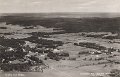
1, 12, 120, 18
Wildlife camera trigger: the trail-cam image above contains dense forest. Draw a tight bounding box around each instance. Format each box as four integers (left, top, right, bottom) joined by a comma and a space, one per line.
0, 15, 120, 33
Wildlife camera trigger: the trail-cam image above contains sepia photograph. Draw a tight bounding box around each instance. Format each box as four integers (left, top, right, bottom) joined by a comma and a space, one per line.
0, 0, 120, 77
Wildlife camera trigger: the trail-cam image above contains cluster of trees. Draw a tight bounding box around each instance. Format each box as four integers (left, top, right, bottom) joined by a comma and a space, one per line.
75, 42, 107, 51
78, 51, 91, 55
0, 36, 25, 48
86, 34, 106, 38
109, 69, 120, 77
1, 63, 30, 72
0, 27, 7, 29
24, 36, 63, 48
47, 52, 69, 61
75, 42, 119, 55
102, 35, 119, 39
0, 35, 63, 49
28, 32, 51, 38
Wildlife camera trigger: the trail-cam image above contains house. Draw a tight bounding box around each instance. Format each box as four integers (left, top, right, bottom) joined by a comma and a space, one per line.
52, 49, 61, 53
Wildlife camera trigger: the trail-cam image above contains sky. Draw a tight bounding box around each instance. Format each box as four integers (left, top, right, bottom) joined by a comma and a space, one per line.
0, 0, 120, 13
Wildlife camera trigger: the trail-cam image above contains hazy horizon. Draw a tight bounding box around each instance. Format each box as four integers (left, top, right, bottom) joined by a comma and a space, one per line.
0, 12, 120, 18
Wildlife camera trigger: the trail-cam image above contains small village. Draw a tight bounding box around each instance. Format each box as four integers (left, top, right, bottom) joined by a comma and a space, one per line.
0, 35, 69, 72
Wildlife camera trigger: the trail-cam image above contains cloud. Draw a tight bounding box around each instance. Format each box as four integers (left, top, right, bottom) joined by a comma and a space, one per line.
0, 0, 119, 13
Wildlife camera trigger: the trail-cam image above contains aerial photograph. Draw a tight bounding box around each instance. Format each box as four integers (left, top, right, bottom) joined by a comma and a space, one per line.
0, 0, 120, 77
